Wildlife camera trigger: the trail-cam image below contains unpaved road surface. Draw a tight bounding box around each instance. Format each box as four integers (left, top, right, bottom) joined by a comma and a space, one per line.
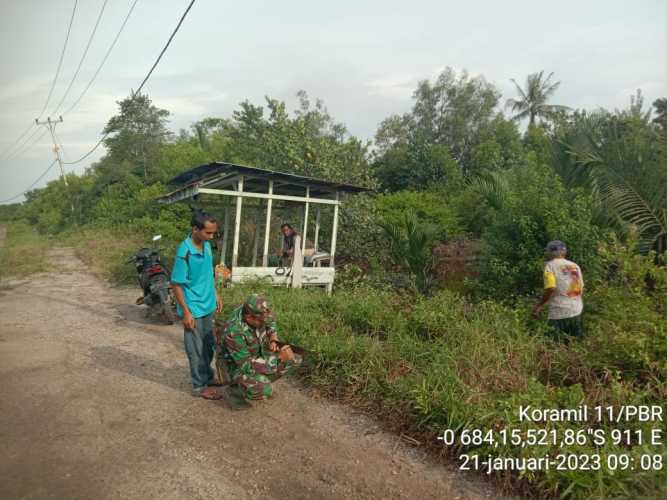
0, 246, 495, 499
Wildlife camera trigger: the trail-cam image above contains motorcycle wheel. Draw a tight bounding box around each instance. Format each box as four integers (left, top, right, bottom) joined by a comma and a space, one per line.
161, 303, 176, 325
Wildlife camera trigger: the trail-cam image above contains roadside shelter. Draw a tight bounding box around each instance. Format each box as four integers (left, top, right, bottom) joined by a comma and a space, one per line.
157, 162, 371, 293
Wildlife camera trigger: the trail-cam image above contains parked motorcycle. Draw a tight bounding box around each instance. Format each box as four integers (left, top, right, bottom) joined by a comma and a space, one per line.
127, 235, 176, 324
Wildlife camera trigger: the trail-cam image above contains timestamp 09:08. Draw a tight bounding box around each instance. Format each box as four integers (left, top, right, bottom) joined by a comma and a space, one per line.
459, 453, 663, 473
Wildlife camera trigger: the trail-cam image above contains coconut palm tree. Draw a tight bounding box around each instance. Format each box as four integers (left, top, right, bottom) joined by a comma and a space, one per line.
506, 71, 569, 126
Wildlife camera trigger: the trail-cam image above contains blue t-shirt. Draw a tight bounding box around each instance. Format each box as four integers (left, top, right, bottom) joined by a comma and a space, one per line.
170, 236, 216, 318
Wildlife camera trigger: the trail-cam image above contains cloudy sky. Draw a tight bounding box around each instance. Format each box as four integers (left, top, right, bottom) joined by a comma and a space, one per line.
1, 0, 665, 202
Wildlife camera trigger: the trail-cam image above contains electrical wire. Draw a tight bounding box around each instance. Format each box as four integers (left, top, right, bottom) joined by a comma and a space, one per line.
0, 159, 58, 203
51, 0, 109, 116
38, 0, 78, 119
2, 0, 137, 167
2, 127, 49, 164
134, 0, 195, 95
63, 0, 141, 116
2, 0, 196, 201
0, 0, 78, 163
64, 0, 196, 166
0, 122, 35, 161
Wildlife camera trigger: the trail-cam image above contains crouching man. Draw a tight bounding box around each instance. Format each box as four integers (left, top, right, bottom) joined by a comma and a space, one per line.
216, 294, 301, 403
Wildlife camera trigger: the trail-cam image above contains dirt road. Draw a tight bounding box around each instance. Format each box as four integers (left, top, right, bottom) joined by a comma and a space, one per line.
0, 246, 494, 499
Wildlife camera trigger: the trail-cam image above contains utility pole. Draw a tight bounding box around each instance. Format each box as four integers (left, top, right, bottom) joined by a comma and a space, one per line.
35, 116, 73, 212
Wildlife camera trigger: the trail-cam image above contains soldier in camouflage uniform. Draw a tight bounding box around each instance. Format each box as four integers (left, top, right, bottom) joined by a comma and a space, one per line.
216, 294, 301, 401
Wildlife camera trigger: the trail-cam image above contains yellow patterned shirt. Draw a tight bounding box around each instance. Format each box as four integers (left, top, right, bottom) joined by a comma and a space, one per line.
543, 258, 584, 320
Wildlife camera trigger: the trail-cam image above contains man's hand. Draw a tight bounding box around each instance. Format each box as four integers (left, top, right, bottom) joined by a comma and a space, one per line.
182, 311, 196, 330
278, 345, 295, 362
216, 294, 222, 313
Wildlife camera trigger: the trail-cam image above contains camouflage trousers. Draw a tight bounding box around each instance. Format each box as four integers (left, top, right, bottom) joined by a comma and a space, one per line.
218, 355, 301, 401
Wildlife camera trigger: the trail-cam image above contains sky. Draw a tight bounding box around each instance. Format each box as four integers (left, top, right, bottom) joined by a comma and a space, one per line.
1, 0, 666, 203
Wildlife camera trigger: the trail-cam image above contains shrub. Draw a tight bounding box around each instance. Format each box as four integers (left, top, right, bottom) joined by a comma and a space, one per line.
473, 157, 604, 301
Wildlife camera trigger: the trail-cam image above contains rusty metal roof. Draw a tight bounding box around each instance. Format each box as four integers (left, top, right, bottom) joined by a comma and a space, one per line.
167, 162, 372, 194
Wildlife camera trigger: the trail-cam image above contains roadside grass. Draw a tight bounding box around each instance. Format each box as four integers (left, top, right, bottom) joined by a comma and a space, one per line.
215, 277, 666, 499
57, 225, 179, 285
37, 228, 667, 498
0, 222, 53, 280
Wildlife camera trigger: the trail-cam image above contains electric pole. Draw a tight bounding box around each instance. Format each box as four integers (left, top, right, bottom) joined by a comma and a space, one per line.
35, 116, 68, 186
35, 116, 73, 212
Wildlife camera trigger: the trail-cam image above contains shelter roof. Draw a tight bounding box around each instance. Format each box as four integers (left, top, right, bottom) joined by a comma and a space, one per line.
166, 162, 371, 198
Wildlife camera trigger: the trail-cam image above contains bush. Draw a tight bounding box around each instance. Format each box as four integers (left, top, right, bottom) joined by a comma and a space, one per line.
375, 189, 462, 241
472, 158, 604, 301
0, 222, 53, 279
209, 257, 666, 499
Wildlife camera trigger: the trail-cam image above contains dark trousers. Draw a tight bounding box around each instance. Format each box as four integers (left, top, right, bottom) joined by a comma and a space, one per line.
184, 313, 215, 390
548, 314, 584, 339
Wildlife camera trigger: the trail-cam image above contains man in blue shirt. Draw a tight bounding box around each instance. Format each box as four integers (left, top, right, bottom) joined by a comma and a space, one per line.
171, 210, 223, 399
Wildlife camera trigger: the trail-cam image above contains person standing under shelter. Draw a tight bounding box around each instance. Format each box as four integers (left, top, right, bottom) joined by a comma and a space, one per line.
171, 209, 223, 399
533, 240, 584, 338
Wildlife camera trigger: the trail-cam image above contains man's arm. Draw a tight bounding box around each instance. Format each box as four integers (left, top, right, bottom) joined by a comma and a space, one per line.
172, 283, 195, 329
533, 268, 557, 317
213, 275, 222, 313
224, 328, 277, 376
533, 287, 555, 317
170, 249, 195, 329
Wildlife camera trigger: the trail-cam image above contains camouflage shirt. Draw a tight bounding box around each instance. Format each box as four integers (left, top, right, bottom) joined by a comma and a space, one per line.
219, 305, 281, 379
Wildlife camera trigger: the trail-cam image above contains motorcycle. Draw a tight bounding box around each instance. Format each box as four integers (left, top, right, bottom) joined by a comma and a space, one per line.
127, 235, 176, 324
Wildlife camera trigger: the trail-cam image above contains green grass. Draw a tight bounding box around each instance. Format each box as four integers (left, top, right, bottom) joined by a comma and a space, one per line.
214, 280, 666, 499
57, 225, 180, 285
0, 222, 53, 280
20, 227, 667, 498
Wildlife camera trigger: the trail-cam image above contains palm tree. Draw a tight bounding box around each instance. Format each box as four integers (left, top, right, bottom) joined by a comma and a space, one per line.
506, 71, 569, 126
379, 211, 438, 294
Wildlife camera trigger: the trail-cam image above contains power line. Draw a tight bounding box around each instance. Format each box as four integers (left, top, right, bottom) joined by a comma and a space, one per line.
2, 0, 196, 202
2, 0, 139, 166
134, 0, 196, 95
0, 0, 78, 163
64, 0, 196, 166
38, 0, 79, 119
0, 159, 58, 204
0, 122, 36, 161
63, 0, 141, 116
2, 127, 49, 164
51, 0, 110, 117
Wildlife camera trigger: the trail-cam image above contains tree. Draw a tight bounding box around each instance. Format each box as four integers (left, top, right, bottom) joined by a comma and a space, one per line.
506, 71, 568, 127
101, 92, 172, 181
205, 91, 373, 186
554, 96, 667, 255
379, 211, 438, 294
373, 67, 502, 187
653, 98, 667, 132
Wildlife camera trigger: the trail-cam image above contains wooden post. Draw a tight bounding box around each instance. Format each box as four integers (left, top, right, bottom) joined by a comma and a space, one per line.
262, 180, 273, 267
291, 234, 303, 288
302, 186, 310, 252
252, 201, 262, 267
330, 191, 339, 267
220, 201, 230, 266
314, 206, 321, 252
231, 176, 244, 268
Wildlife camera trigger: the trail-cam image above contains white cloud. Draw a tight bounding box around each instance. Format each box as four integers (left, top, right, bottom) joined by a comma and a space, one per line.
365, 74, 416, 99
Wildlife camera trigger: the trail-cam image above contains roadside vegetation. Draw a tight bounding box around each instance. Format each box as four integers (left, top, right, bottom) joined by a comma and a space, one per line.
1, 69, 665, 498
0, 222, 53, 280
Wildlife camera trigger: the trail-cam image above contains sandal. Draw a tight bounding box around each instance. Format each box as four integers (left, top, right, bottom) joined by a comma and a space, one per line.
194, 387, 223, 400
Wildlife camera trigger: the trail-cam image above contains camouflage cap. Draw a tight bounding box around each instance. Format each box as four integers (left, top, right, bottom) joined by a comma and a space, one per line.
243, 294, 272, 317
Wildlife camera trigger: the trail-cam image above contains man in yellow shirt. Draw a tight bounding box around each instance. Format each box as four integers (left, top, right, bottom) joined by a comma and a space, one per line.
533, 240, 584, 338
